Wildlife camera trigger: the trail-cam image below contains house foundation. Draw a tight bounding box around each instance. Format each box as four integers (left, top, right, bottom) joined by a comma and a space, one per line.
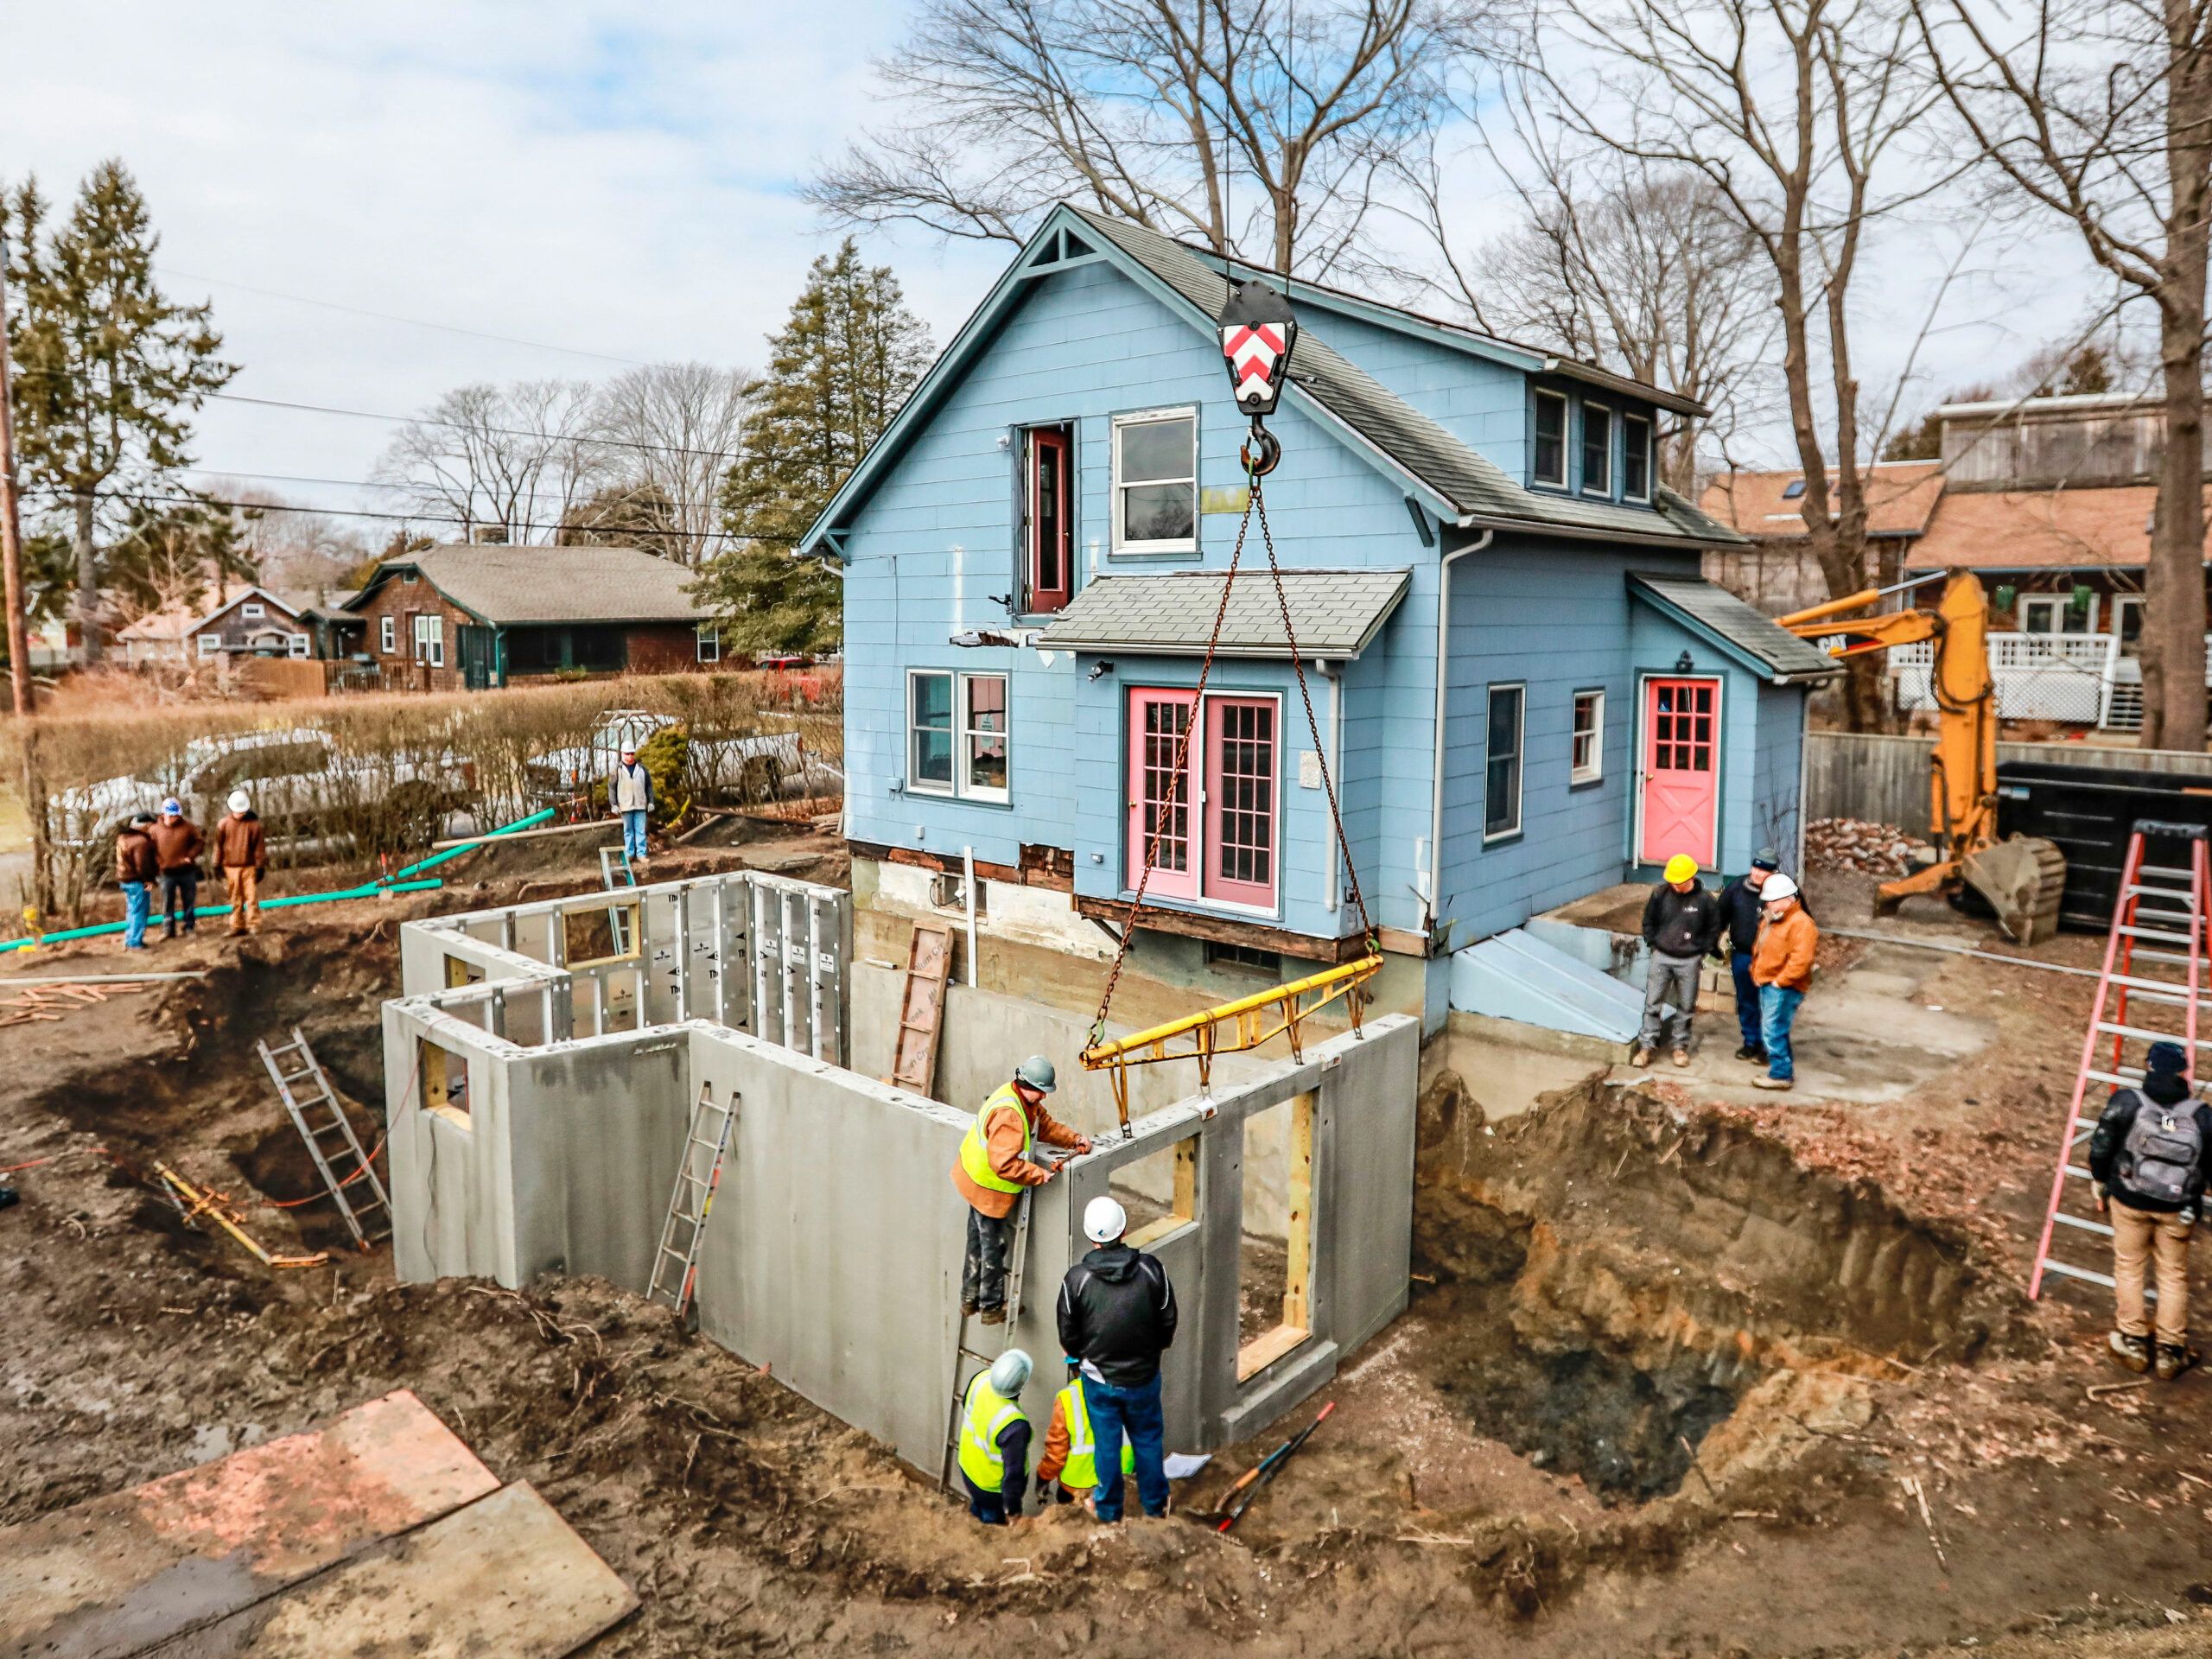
384, 871, 1420, 1473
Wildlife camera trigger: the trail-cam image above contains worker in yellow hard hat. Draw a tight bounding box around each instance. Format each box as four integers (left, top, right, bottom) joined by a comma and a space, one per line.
1634, 853, 1722, 1069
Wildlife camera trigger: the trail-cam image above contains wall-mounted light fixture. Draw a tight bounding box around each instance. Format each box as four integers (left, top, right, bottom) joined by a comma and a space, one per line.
1675, 651, 1695, 674
1087, 659, 1115, 682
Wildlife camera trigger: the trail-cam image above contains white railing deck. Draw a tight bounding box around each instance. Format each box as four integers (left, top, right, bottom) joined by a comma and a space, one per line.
1888, 632, 2212, 729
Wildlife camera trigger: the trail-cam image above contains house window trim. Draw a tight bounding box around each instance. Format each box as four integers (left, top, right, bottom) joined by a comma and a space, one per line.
696, 624, 721, 664
2020, 591, 2098, 636
379, 615, 396, 654
1022, 423, 1076, 613
1531, 389, 1570, 491
1484, 681, 1527, 845
906, 668, 1011, 804
1622, 412, 1653, 504
287, 633, 310, 659
1570, 687, 1605, 786
240, 601, 265, 620
413, 613, 446, 668
1109, 405, 1199, 558
195, 632, 220, 659
1122, 685, 1285, 918
1580, 402, 1614, 499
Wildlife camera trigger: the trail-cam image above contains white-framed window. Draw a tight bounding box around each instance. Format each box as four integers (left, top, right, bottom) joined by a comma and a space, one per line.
1580, 403, 1613, 498
196, 632, 220, 658
1484, 683, 1525, 842
1623, 412, 1653, 503
1571, 688, 1605, 784
287, 634, 310, 659
1111, 408, 1197, 555
2021, 592, 2095, 636
241, 601, 264, 620
1532, 390, 1569, 489
2112, 594, 2145, 658
907, 669, 1009, 803
696, 625, 721, 664
380, 615, 396, 654
413, 613, 445, 667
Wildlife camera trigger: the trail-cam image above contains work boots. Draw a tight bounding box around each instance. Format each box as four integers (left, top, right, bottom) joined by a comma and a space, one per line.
2154, 1343, 2201, 1382
2107, 1330, 2152, 1374
979, 1306, 1007, 1326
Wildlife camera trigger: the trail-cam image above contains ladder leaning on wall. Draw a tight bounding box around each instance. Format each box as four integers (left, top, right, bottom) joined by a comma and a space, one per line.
647, 1084, 739, 1321
937, 1189, 1033, 1494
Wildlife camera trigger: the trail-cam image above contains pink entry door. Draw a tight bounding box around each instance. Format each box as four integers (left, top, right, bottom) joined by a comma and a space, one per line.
1639, 677, 1719, 868
1127, 689, 1200, 900
1203, 696, 1278, 908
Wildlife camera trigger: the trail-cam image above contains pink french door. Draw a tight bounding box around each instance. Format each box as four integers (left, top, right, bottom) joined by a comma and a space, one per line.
1126, 690, 1280, 909
1638, 677, 1720, 868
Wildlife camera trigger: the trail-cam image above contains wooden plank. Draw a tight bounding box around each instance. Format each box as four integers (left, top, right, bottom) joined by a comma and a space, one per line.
0, 1390, 498, 1659
1235, 1323, 1312, 1383
145, 1483, 635, 1657
1071, 894, 1369, 963
888, 924, 954, 1096
1282, 1094, 1315, 1331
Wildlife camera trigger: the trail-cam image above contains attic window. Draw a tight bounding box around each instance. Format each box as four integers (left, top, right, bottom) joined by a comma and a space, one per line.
1532, 391, 1568, 489
1782, 480, 1807, 499
241, 601, 264, 620
1112, 409, 1197, 555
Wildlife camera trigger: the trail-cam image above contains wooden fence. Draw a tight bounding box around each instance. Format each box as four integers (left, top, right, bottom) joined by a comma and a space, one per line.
1804, 732, 2212, 837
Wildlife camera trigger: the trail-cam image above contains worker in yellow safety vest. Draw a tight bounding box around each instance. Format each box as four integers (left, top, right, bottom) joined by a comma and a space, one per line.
950, 1054, 1090, 1324
1036, 1360, 1137, 1514
957, 1348, 1035, 1525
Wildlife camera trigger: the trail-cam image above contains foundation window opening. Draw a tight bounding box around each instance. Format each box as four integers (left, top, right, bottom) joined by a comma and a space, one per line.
1236, 1091, 1315, 1382
562, 898, 642, 968
419, 1038, 472, 1130
1110, 1134, 1199, 1250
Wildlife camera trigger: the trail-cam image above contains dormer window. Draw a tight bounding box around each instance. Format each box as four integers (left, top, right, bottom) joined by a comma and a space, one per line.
1623, 412, 1653, 502
1532, 390, 1568, 489
1782, 479, 1807, 499
1581, 403, 1613, 498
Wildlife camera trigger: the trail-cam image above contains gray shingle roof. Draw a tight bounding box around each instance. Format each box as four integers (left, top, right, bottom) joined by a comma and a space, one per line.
1065, 208, 1745, 550
1035, 569, 1411, 658
344, 544, 708, 626
1629, 573, 1842, 682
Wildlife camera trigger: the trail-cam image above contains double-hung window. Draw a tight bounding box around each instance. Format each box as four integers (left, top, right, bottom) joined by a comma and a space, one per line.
413, 613, 445, 667
379, 615, 396, 654
1112, 409, 1197, 554
1532, 390, 1569, 488
287, 634, 310, 659
1484, 683, 1525, 842
908, 670, 1009, 803
1571, 689, 1605, 784
1126, 688, 1280, 911
1025, 424, 1074, 612
696, 625, 721, 664
1623, 412, 1652, 502
1581, 404, 1613, 497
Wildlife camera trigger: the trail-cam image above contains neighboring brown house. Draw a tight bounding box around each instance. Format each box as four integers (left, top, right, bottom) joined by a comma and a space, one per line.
117, 586, 359, 665
341, 543, 720, 692
1698, 461, 1945, 615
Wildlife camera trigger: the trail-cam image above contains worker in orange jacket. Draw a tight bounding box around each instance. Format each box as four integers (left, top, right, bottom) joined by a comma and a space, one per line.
951, 1054, 1090, 1323
1750, 873, 1819, 1092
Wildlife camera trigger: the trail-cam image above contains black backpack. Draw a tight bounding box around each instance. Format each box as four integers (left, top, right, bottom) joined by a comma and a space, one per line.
2119, 1090, 2208, 1207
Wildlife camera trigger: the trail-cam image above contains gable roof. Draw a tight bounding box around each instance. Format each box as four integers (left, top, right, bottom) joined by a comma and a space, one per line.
798, 203, 1743, 559
1902, 483, 2187, 572
1033, 568, 1410, 658
1699, 462, 1945, 541
200, 586, 307, 626
342, 544, 706, 626
1629, 573, 1842, 683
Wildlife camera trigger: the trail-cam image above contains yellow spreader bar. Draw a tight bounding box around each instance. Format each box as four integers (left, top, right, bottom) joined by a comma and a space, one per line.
1080, 952, 1383, 1132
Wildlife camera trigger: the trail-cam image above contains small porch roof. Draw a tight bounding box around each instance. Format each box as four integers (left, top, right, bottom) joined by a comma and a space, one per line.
1629, 572, 1842, 683
1033, 568, 1411, 659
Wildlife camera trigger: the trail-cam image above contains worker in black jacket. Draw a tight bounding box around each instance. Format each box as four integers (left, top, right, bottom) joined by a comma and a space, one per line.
2090, 1040, 2211, 1381
1636, 855, 1724, 1069
1713, 849, 1783, 1062
1056, 1194, 1178, 1522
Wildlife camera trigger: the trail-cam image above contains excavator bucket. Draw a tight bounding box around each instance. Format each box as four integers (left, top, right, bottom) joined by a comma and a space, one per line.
1961, 835, 2067, 945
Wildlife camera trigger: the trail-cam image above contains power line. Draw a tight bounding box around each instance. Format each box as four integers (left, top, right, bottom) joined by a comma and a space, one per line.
176, 463, 734, 521
156, 266, 650, 367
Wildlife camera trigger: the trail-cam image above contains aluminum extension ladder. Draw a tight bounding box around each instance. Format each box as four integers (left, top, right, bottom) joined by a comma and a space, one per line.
257, 1027, 391, 1250
2028, 822, 2211, 1300
600, 846, 639, 956
647, 1084, 738, 1319
938, 1190, 1033, 1493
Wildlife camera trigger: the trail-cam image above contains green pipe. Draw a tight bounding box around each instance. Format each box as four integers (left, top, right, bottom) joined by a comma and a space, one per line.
0, 877, 445, 955
391, 806, 556, 880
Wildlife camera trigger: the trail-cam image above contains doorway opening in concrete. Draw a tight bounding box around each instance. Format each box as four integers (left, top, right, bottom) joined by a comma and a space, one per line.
1109, 1133, 1198, 1249
1236, 1090, 1313, 1381
417, 1038, 471, 1129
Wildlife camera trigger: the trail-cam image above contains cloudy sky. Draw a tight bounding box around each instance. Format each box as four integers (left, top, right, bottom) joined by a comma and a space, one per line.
1, 0, 2115, 531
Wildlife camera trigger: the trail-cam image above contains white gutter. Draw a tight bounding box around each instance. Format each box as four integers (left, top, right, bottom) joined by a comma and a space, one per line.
1424, 530, 1495, 933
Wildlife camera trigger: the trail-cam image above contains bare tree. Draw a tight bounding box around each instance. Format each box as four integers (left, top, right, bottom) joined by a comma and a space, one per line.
588, 362, 756, 565
207, 484, 372, 595
810, 0, 1492, 276
373, 380, 601, 545
1524, 0, 1949, 730
1910, 0, 2212, 750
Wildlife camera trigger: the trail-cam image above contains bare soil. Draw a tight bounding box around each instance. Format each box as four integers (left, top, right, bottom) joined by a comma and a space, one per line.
4, 856, 2211, 1656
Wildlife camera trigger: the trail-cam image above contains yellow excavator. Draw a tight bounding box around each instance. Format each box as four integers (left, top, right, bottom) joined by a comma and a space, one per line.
1779, 569, 2068, 944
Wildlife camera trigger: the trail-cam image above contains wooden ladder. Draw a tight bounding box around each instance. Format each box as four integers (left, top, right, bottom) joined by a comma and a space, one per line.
647, 1084, 738, 1319
257, 1027, 391, 1250
888, 923, 954, 1097
938, 1189, 1032, 1493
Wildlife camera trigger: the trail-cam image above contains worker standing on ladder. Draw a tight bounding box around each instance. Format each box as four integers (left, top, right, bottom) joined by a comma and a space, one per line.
2090, 1041, 2210, 1381
957, 1348, 1035, 1525
952, 1055, 1090, 1324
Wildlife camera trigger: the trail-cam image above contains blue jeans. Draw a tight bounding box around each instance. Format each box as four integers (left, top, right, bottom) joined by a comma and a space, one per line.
962, 1472, 1008, 1526
620, 810, 648, 861
1087, 1372, 1168, 1521
1759, 983, 1805, 1081
1731, 952, 1764, 1051
122, 881, 151, 950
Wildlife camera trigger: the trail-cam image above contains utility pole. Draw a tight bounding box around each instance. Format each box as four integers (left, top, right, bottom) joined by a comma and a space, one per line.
0, 224, 33, 715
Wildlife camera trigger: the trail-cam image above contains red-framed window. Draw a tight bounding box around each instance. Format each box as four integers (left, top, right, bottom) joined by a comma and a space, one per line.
1125, 689, 1279, 909
1026, 426, 1072, 613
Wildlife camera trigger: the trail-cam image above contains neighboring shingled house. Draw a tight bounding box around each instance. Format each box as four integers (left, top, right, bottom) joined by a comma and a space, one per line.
799, 202, 1837, 1026
1698, 461, 1946, 616
341, 544, 719, 691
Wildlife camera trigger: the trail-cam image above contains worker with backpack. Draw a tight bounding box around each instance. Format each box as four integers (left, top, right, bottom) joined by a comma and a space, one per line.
2090, 1040, 2211, 1381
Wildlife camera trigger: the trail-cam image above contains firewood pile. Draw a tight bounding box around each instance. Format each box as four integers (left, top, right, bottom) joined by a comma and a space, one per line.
1806, 817, 1934, 877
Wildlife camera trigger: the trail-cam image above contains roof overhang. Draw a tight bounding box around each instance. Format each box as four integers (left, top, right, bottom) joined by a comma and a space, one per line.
1034, 568, 1411, 660
1629, 573, 1842, 684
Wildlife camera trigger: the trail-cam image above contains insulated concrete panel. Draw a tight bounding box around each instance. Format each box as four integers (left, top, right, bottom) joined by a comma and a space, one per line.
385, 1005, 517, 1287
1320, 1015, 1421, 1357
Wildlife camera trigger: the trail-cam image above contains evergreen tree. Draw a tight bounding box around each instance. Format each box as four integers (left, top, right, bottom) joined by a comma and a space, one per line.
3, 161, 236, 661
695, 239, 931, 653
104, 496, 253, 620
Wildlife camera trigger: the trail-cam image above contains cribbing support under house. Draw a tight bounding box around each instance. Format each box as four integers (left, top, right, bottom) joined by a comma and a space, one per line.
1080, 454, 1382, 1135
2028, 821, 2209, 1300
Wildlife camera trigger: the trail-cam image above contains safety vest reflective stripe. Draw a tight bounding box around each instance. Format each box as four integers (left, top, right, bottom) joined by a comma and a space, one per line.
958, 1082, 1032, 1195
957, 1374, 1026, 1490
1054, 1378, 1134, 1491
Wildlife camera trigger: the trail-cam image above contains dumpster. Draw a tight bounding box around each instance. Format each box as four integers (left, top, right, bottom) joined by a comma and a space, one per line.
1996, 759, 2212, 932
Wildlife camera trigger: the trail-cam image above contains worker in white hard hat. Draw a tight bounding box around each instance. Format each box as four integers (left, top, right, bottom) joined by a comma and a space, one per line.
1750, 872, 1819, 1091
1054, 1193, 1178, 1522
952, 1053, 1091, 1324
957, 1347, 1035, 1525
212, 789, 268, 938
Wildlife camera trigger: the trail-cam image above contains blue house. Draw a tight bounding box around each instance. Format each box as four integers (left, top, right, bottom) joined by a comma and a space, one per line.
802, 206, 1838, 1029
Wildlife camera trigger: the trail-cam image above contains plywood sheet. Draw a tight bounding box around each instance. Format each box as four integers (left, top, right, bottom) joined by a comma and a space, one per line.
0, 1390, 499, 1659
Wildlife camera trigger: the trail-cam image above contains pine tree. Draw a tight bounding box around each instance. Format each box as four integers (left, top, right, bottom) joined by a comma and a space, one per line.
695, 239, 931, 654
3, 161, 236, 661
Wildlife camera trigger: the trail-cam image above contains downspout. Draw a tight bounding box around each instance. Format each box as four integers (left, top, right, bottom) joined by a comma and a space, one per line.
962, 844, 980, 988
1319, 660, 1344, 915
1425, 530, 1495, 938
